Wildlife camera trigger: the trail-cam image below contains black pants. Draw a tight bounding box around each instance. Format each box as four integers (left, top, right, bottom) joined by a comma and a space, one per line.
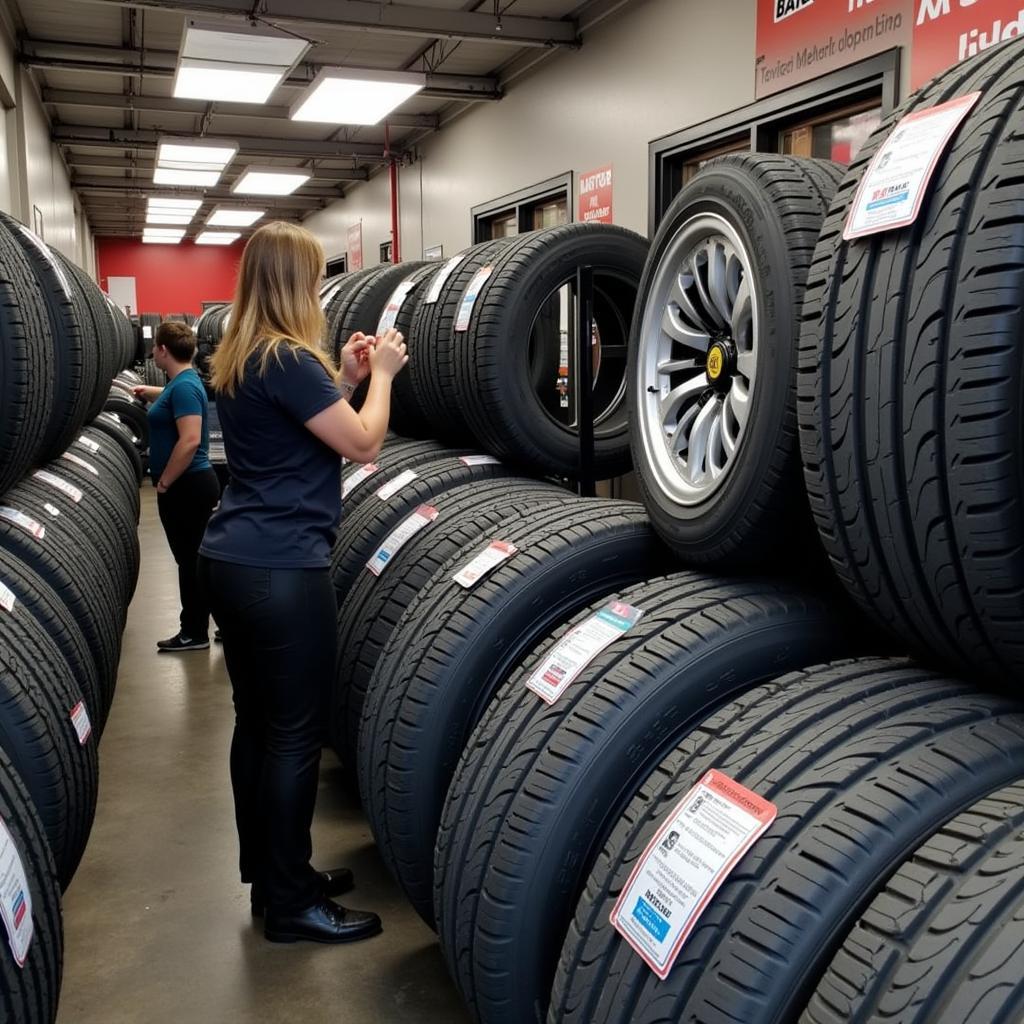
156, 468, 220, 639
199, 557, 336, 913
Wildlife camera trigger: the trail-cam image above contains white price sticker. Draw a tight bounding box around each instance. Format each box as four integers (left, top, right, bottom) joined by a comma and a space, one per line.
375, 469, 418, 502
455, 266, 494, 332
844, 92, 981, 240
42, 504, 60, 519
61, 452, 99, 476
459, 454, 502, 467
610, 769, 776, 980
342, 463, 380, 500
366, 505, 439, 576
453, 540, 517, 589
375, 278, 418, 334
0, 815, 33, 967
0, 508, 45, 540
424, 255, 466, 304
70, 701, 92, 745
142, 325, 153, 340
77, 435, 101, 455
0, 582, 15, 614
526, 601, 644, 704
33, 471, 83, 504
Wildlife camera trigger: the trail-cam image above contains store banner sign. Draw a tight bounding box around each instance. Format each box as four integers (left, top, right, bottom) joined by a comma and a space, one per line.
911, 0, 1024, 88
578, 165, 613, 224
347, 223, 363, 271
755, 0, 912, 98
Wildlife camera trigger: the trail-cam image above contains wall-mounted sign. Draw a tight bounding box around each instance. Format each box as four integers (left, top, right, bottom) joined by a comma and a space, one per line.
424, 244, 444, 260
347, 222, 363, 271
578, 165, 613, 224
755, 0, 912, 99
911, 0, 1024, 89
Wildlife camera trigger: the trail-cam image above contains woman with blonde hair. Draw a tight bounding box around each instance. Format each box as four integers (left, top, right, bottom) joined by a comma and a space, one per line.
199, 221, 406, 944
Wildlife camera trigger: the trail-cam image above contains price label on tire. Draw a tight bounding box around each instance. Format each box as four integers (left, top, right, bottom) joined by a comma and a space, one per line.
61, 452, 99, 476
0, 582, 15, 614
459, 455, 502, 467
376, 469, 419, 501
342, 463, 379, 500
77, 436, 101, 455
0, 815, 33, 967
376, 278, 418, 334
610, 770, 776, 980
424, 255, 465, 304
33, 471, 82, 504
70, 701, 92, 746
367, 505, 439, 576
0, 508, 45, 540
526, 601, 644, 704
455, 266, 494, 332
453, 540, 517, 589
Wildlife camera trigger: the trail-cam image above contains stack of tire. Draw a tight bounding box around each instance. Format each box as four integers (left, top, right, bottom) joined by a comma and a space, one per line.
194, 303, 230, 388
0, 214, 142, 1024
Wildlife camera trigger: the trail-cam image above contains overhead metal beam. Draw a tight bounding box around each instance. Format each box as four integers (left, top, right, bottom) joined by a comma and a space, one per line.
20, 41, 503, 99
52, 124, 389, 159
64, 151, 372, 180
41, 89, 442, 129
62, 1, 579, 48
73, 179, 338, 208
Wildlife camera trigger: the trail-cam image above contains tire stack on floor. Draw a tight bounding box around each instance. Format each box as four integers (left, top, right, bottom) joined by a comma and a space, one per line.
0, 216, 143, 1024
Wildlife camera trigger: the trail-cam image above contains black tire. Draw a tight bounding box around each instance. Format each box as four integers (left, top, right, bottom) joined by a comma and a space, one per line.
358, 500, 666, 924
330, 463, 560, 761
456, 224, 647, 477
0, 744, 62, 1024
102, 391, 150, 451
799, 39, 1024, 682
436, 574, 852, 1024
631, 155, 842, 566
142, 358, 166, 388
0, 217, 55, 493
339, 438, 450, 512
549, 657, 1024, 1024
61, 436, 141, 527
803, 779, 1024, 1024
86, 415, 144, 486
76, 427, 142, 520
0, 556, 99, 890
409, 239, 519, 441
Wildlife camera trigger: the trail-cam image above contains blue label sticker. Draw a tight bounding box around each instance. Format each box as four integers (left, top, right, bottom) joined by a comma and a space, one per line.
632, 897, 670, 942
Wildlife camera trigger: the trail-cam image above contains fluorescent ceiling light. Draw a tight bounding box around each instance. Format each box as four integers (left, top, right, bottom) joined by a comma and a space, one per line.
195, 231, 241, 245
232, 166, 311, 196
147, 197, 202, 213
207, 206, 264, 227
146, 211, 194, 225
290, 67, 426, 125
156, 138, 237, 172
143, 228, 185, 238
153, 167, 222, 187
173, 18, 309, 104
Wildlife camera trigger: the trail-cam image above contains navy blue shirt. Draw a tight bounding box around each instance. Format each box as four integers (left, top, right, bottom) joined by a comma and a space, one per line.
200, 346, 343, 568
148, 368, 211, 482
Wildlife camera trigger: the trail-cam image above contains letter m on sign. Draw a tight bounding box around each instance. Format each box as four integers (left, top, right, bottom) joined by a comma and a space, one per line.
916, 0, 950, 24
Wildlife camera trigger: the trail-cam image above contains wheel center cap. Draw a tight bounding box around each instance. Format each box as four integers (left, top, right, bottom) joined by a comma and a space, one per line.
706, 340, 734, 390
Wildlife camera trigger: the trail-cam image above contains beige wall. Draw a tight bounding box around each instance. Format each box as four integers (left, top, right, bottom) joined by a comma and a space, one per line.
305, 0, 757, 263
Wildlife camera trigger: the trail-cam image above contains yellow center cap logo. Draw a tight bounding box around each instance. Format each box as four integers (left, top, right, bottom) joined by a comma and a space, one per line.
707, 345, 725, 381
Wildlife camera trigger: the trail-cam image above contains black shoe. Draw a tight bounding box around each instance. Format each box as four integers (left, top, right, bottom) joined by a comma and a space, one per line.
251, 867, 354, 918
264, 898, 381, 945
156, 632, 210, 652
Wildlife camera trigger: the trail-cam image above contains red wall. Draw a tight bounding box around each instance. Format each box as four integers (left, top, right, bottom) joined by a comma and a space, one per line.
96, 236, 246, 317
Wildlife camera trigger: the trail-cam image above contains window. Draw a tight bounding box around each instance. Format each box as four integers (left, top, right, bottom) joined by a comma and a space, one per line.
379, 241, 393, 264
325, 255, 348, 276
472, 173, 573, 243
781, 102, 882, 163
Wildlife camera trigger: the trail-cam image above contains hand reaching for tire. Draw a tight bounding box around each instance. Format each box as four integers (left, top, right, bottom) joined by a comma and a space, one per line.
368, 328, 408, 379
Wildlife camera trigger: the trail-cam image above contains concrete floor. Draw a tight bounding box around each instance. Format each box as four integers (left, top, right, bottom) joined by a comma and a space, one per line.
58, 485, 470, 1024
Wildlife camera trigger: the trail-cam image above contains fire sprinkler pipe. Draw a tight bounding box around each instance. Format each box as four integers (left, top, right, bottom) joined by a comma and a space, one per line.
385, 122, 401, 263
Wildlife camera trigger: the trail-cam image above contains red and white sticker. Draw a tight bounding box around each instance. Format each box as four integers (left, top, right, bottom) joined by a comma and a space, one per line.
61, 452, 99, 476
610, 769, 777, 980
0, 508, 45, 541
342, 463, 380, 500
0, 582, 15, 614
424, 254, 466, 304
455, 266, 494, 332
376, 469, 418, 502
375, 278, 418, 335
366, 505, 439, 577
526, 601, 644, 704
0, 815, 32, 967
844, 92, 981, 240
33, 471, 82, 504
77, 435, 101, 455
70, 701, 92, 746
459, 454, 502, 467
453, 540, 517, 589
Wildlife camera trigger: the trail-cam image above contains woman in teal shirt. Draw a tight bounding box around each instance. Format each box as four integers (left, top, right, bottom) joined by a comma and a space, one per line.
133, 321, 220, 651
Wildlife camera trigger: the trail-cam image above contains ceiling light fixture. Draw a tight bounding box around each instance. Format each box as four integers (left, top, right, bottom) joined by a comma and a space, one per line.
156, 137, 237, 172
142, 228, 185, 244
232, 166, 311, 196
290, 67, 426, 126
153, 167, 222, 187
146, 211, 194, 226
195, 231, 241, 245
173, 18, 310, 104
147, 197, 202, 213
207, 206, 265, 227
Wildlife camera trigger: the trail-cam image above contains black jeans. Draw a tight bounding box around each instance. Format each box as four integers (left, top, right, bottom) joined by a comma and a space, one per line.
199, 557, 336, 913
156, 468, 220, 639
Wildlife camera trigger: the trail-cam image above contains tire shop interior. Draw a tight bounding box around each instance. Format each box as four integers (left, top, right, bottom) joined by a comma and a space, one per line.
0, 0, 1022, 1021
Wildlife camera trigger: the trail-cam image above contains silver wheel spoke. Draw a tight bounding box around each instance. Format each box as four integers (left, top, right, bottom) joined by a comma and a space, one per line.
736, 350, 757, 381
670, 402, 700, 452
707, 411, 726, 478
706, 242, 732, 324
691, 251, 725, 329
721, 409, 737, 458
672, 275, 711, 338
727, 379, 751, 431
659, 374, 707, 424
662, 303, 710, 353
685, 400, 718, 482
731, 276, 753, 347
657, 358, 699, 375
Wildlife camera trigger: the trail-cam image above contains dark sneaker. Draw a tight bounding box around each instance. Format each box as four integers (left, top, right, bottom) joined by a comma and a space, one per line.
156, 632, 210, 652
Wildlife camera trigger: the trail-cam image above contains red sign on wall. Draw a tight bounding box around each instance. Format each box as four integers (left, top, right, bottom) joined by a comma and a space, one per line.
347, 222, 363, 271
755, 0, 913, 98
911, 0, 1024, 89
578, 165, 613, 224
